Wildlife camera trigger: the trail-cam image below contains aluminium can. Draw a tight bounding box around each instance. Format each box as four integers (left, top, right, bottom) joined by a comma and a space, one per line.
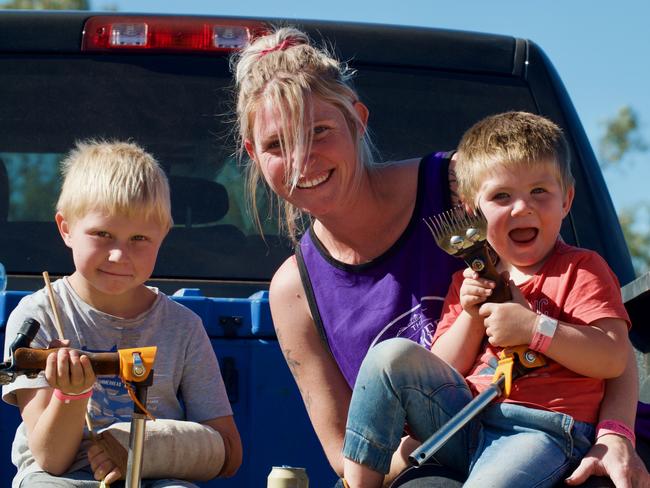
267, 466, 309, 488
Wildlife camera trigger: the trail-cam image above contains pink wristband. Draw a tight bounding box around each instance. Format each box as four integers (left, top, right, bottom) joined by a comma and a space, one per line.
53, 387, 93, 404
596, 420, 636, 448
530, 313, 557, 354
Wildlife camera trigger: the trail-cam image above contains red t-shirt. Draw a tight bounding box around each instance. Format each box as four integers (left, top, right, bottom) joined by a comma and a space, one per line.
433, 240, 630, 423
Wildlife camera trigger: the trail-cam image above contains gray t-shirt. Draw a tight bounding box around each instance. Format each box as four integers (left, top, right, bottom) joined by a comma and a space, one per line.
2, 278, 232, 487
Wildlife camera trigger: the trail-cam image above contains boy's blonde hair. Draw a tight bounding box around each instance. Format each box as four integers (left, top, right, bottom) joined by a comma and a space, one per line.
57, 140, 172, 229
456, 111, 574, 204
232, 26, 376, 241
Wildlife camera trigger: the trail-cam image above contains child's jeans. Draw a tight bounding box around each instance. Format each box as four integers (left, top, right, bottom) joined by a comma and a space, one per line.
343, 338, 595, 488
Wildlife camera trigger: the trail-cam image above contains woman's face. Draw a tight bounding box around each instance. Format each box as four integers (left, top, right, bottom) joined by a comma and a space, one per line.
245, 95, 368, 218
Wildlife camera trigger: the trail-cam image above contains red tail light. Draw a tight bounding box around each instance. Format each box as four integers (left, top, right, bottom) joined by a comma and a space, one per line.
82, 16, 269, 52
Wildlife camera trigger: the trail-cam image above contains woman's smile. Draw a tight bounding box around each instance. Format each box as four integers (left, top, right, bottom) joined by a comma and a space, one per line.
296, 169, 333, 189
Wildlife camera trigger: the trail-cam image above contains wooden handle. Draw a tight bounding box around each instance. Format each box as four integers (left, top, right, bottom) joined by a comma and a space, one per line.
463, 245, 512, 303
13, 348, 120, 376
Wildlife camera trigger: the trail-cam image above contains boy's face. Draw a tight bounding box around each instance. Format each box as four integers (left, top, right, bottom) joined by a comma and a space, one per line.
56, 209, 167, 302
475, 159, 574, 275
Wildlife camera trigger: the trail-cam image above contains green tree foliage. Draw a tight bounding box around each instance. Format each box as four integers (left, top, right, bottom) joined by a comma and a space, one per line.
3, 153, 61, 222
600, 106, 647, 167
0, 0, 89, 8
619, 205, 650, 275
600, 105, 649, 275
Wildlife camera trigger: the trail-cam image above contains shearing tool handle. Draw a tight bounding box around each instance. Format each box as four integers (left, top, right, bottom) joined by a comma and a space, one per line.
13, 348, 120, 376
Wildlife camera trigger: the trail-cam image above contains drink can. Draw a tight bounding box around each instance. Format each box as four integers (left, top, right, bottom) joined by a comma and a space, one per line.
267, 466, 309, 488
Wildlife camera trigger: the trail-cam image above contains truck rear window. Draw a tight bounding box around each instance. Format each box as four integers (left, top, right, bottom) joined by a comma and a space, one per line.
0, 54, 537, 282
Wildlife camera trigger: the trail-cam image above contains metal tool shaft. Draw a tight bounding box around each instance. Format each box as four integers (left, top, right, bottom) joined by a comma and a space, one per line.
409, 375, 505, 466
125, 413, 147, 488
124, 371, 152, 488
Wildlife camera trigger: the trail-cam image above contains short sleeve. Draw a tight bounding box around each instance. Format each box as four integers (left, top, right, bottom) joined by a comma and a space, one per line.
2, 291, 54, 406
432, 270, 465, 344
561, 251, 630, 328
178, 314, 232, 422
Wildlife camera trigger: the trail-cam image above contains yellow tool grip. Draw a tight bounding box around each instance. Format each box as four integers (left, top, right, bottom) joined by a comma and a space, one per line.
118, 346, 157, 382
491, 345, 546, 398
492, 354, 515, 397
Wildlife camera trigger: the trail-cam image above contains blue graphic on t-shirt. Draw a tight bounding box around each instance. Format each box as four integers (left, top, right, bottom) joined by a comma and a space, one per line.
82, 345, 134, 427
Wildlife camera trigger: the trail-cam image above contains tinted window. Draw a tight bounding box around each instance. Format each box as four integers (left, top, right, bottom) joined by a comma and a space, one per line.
0, 54, 538, 282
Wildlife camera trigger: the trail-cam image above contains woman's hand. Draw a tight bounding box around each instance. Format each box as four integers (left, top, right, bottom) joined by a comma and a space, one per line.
565, 434, 650, 487
88, 442, 122, 484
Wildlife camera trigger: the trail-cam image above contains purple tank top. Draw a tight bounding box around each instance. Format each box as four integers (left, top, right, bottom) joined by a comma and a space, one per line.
296, 153, 462, 387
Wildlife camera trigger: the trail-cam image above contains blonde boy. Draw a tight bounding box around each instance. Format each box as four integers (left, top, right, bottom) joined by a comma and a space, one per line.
2, 141, 241, 487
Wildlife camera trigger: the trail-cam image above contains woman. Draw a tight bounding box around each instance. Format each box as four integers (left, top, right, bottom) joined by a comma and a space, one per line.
232, 26, 645, 487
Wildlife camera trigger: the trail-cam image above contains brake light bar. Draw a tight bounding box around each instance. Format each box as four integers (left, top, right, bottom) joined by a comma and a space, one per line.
82, 16, 269, 52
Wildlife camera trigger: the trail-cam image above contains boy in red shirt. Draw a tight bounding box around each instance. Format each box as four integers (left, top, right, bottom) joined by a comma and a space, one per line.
342, 112, 632, 488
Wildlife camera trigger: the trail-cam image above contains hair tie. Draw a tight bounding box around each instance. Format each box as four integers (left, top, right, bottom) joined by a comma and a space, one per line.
259, 37, 302, 57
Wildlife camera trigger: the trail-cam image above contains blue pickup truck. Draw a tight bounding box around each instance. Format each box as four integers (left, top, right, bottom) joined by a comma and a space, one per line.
0, 10, 647, 488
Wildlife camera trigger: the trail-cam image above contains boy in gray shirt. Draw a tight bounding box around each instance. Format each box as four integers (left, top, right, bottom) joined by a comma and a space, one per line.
2, 141, 242, 487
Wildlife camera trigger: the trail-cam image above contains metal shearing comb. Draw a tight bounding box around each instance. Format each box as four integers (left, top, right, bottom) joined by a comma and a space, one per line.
424, 205, 512, 302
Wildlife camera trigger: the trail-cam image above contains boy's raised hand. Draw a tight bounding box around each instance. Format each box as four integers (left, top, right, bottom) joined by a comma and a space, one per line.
45, 339, 96, 395
478, 280, 537, 347
459, 267, 495, 319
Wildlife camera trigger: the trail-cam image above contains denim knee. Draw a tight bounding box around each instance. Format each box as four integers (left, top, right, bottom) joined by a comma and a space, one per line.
362, 338, 427, 377
360, 338, 449, 386
344, 338, 473, 474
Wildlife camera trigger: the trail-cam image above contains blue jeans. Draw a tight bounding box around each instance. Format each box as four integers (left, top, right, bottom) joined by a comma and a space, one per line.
343, 338, 595, 488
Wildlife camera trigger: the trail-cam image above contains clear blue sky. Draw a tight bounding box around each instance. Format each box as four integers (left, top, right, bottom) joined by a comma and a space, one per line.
93, 0, 649, 214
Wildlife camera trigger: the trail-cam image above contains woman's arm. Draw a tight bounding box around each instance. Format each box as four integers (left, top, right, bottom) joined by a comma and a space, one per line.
566, 347, 650, 487
272, 256, 423, 484
270, 256, 352, 475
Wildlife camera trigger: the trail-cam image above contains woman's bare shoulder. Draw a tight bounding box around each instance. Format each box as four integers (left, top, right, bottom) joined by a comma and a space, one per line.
269, 255, 313, 330
270, 255, 302, 298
